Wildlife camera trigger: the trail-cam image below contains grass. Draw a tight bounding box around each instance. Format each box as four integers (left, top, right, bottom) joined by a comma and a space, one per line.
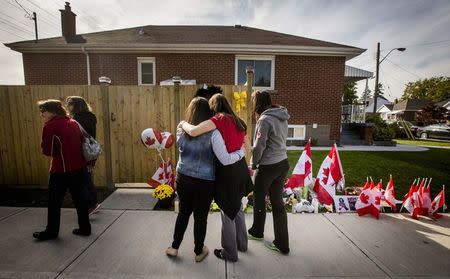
394, 139, 450, 147
287, 148, 450, 199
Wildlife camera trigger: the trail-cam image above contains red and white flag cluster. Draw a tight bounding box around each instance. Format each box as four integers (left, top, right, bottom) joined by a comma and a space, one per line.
148, 160, 175, 188
403, 178, 446, 219
355, 179, 382, 219
313, 144, 344, 205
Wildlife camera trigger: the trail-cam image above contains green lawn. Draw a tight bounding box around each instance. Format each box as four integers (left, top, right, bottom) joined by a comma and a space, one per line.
287, 148, 450, 199
395, 139, 450, 147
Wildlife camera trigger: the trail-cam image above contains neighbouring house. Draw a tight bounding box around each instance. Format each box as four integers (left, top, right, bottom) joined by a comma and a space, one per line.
5, 2, 366, 145
388, 99, 431, 122
376, 104, 395, 123
364, 95, 392, 113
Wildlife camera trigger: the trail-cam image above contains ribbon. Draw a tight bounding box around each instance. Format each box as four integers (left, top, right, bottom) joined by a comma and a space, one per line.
233, 91, 247, 113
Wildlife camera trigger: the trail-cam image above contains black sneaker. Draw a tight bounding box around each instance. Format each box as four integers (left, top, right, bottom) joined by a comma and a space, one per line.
33, 230, 57, 241
214, 249, 225, 260
72, 228, 91, 236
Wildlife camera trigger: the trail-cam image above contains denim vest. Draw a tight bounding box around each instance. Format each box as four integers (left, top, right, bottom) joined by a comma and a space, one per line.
176, 131, 215, 181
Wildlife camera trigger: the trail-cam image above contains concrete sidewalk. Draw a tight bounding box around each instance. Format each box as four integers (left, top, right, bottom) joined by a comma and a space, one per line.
0, 206, 449, 279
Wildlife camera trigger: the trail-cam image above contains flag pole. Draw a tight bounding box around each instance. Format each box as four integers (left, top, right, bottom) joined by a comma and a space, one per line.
427, 178, 432, 188
443, 185, 446, 213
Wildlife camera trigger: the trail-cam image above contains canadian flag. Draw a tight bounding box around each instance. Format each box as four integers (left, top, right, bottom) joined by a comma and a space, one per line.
384, 176, 401, 212
420, 185, 432, 216
147, 160, 175, 188
429, 189, 446, 219
356, 181, 381, 219
403, 185, 421, 219
286, 139, 313, 188
313, 144, 344, 205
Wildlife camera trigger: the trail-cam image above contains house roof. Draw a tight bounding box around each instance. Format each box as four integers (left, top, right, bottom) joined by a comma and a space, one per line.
344, 65, 373, 82
435, 98, 450, 108
393, 99, 431, 111
5, 25, 365, 59
376, 104, 394, 112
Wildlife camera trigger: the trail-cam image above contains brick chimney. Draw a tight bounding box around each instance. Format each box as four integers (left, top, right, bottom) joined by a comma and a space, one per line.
60, 2, 76, 41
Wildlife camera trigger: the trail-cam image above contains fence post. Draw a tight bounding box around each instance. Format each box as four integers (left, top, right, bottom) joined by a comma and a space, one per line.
173, 76, 181, 160
245, 67, 254, 162
99, 77, 113, 189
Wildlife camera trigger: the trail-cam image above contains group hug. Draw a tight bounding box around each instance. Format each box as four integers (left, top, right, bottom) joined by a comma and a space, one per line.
33, 86, 291, 263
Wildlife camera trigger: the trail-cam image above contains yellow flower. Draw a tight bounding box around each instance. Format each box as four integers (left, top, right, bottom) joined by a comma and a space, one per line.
151, 184, 174, 200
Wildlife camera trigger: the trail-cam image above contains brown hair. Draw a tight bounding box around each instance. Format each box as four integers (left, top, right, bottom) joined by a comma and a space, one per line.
65, 96, 92, 115
185, 97, 213, 139
208, 93, 247, 132
252, 90, 275, 116
37, 99, 67, 116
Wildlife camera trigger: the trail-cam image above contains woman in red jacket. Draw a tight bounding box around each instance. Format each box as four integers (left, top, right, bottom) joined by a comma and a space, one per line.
33, 99, 91, 241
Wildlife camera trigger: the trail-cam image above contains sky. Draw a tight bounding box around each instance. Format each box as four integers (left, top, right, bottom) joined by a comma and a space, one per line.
0, 0, 449, 101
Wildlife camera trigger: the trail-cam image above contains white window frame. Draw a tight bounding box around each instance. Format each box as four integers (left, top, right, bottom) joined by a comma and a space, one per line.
287, 125, 306, 140
137, 57, 156, 85
235, 55, 275, 90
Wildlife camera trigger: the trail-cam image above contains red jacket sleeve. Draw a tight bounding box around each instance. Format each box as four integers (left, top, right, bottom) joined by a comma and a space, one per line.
41, 124, 59, 157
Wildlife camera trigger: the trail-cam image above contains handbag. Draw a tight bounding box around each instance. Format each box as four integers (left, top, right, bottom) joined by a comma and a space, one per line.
75, 121, 102, 161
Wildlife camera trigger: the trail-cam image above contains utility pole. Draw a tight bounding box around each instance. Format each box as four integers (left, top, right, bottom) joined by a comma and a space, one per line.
373, 42, 380, 114
32, 12, 38, 42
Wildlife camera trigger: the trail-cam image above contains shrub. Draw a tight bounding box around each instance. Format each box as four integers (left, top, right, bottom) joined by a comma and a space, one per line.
366, 115, 395, 141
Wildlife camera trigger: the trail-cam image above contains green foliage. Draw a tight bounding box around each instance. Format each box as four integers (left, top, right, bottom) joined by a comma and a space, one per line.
343, 81, 358, 105
375, 83, 385, 96
366, 115, 395, 141
388, 122, 404, 138
402, 76, 450, 102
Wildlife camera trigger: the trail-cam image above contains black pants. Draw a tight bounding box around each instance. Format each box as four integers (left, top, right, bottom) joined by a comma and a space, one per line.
86, 171, 98, 208
171, 173, 214, 255
46, 167, 91, 235
248, 159, 290, 253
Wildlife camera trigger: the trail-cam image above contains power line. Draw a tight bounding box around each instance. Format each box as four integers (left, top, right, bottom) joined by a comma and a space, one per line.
23, 0, 59, 23
385, 59, 422, 79
12, 0, 32, 18
0, 18, 34, 35
403, 39, 450, 48
0, 26, 28, 39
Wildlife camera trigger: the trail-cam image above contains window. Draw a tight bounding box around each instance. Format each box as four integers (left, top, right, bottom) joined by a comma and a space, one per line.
235, 55, 275, 90
287, 125, 306, 140
137, 57, 155, 85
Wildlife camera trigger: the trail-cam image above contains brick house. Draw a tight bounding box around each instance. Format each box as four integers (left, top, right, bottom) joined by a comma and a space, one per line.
5, 3, 365, 145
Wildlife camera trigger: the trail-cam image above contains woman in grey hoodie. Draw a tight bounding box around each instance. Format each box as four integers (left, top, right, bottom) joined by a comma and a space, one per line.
248, 90, 290, 254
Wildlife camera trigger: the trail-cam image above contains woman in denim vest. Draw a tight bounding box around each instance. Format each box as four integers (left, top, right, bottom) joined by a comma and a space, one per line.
166, 97, 244, 263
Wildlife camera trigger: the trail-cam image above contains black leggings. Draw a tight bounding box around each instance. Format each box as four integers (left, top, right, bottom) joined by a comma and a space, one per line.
171, 173, 215, 255
46, 167, 91, 235
248, 159, 290, 253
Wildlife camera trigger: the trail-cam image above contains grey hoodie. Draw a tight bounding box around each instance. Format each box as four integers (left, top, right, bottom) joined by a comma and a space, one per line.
251, 106, 290, 169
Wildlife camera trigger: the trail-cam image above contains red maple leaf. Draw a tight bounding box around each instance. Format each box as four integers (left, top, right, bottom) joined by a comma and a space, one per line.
360, 193, 369, 204
321, 168, 330, 184
158, 173, 164, 180
410, 198, 415, 207
375, 196, 381, 205
145, 137, 155, 146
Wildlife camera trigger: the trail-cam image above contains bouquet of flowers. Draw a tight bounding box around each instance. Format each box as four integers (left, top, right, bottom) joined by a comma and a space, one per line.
151, 184, 174, 200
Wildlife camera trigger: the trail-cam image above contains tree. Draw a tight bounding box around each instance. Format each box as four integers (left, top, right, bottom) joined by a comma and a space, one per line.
402, 76, 450, 102
375, 83, 385, 96
416, 104, 449, 125
343, 81, 358, 105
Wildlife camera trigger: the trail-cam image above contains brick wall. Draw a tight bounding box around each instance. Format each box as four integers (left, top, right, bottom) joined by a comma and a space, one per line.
22, 53, 344, 141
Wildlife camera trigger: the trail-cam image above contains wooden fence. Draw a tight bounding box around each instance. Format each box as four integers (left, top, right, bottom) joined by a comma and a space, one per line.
0, 84, 253, 188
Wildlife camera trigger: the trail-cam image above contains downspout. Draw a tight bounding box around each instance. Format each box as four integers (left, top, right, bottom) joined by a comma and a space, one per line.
81, 46, 91, 85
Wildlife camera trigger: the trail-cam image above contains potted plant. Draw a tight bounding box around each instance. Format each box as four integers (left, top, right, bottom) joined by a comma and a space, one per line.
152, 184, 175, 210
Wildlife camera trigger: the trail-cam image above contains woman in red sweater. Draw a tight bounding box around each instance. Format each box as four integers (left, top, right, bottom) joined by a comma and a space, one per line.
182, 93, 253, 262
33, 99, 91, 241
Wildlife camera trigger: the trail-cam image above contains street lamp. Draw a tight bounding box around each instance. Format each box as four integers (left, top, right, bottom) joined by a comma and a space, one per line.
372, 43, 406, 113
